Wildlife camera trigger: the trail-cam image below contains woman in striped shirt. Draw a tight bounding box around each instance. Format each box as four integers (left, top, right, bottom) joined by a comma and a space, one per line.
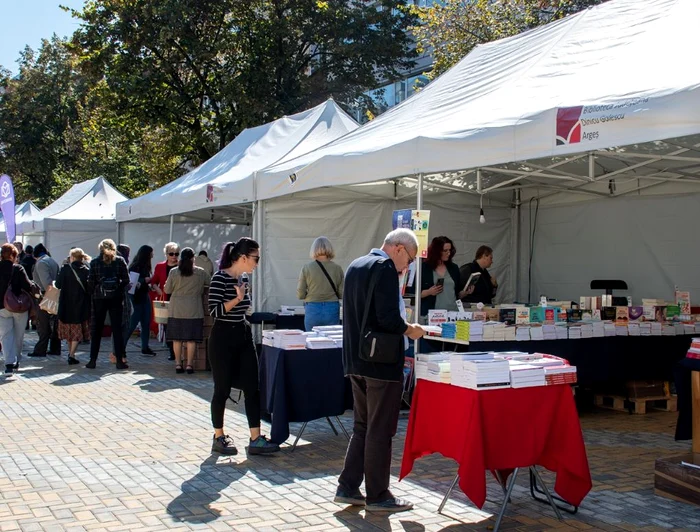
208, 237, 279, 456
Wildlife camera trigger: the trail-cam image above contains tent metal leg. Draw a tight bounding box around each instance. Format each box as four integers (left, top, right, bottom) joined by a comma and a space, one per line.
290, 422, 308, 453
529, 466, 567, 519
493, 467, 520, 532
334, 416, 350, 440
438, 474, 460, 514
325, 417, 339, 436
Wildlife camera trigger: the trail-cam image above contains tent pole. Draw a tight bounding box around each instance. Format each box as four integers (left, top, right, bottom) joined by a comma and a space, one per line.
588, 152, 595, 180
513, 188, 521, 302
116, 222, 121, 245
414, 173, 423, 355
169, 215, 174, 242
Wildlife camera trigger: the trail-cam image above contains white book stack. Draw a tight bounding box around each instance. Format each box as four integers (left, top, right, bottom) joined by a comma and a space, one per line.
568, 326, 582, 340
492, 323, 507, 341
313, 325, 344, 335
581, 323, 593, 339
482, 323, 496, 341
493, 351, 532, 361
542, 324, 556, 340
451, 359, 511, 390
528, 357, 565, 369
509, 362, 546, 388
426, 361, 451, 383
603, 323, 617, 337
683, 324, 696, 335
469, 321, 484, 342
627, 323, 641, 336
516, 326, 531, 341
449, 352, 495, 373
674, 323, 685, 335
695, 323, 700, 334
273, 329, 307, 349
262, 330, 275, 347
415, 352, 452, 380
555, 324, 569, 339
615, 324, 628, 336
504, 326, 516, 341
592, 321, 605, 337
639, 322, 652, 336
306, 337, 337, 350
280, 305, 305, 316
662, 324, 676, 336
650, 322, 663, 336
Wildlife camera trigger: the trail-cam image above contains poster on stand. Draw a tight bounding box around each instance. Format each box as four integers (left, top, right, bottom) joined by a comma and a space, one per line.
392, 209, 431, 258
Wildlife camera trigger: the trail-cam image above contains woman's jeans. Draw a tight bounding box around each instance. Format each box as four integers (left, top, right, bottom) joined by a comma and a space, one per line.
127, 295, 152, 350
304, 301, 340, 331
0, 308, 27, 366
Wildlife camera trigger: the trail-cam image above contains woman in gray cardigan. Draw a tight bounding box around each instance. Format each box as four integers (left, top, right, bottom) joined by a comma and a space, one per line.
164, 248, 210, 373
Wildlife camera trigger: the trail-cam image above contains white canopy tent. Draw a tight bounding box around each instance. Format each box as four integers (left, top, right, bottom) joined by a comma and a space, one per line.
253, 0, 700, 310
0, 200, 41, 245
17, 177, 127, 261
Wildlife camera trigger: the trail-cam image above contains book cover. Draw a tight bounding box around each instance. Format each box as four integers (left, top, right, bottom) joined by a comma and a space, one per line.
499, 308, 516, 325
675, 291, 691, 315
486, 308, 500, 321
615, 307, 629, 322
643, 305, 655, 320
515, 307, 530, 324
602, 307, 617, 321
592, 309, 601, 320
529, 307, 545, 323
654, 306, 667, 322
628, 306, 644, 321
544, 307, 559, 323
568, 309, 583, 322
666, 305, 681, 319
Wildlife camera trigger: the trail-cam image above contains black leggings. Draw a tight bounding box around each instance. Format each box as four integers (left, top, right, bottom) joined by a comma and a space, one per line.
208, 321, 261, 430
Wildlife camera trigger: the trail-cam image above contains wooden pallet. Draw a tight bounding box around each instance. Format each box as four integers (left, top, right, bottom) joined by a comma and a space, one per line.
594, 394, 677, 414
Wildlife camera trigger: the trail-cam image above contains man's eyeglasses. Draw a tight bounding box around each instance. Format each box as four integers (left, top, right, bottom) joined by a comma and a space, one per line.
168, 252, 179, 257
247, 254, 260, 263
403, 247, 416, 265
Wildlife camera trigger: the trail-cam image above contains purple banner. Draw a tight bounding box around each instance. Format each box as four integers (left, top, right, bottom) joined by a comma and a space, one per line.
0, 174, 16, 243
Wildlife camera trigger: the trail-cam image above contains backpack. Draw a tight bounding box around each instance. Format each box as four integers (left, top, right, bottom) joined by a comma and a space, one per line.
97, 263, 119, 299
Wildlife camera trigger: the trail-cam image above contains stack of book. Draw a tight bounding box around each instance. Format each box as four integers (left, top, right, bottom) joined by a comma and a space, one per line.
687, 338, 700, 360
683, 324, 696, 335
544, 365, 578, 385
504, 326, 516, 341
415, 352, 452, 380
516, 326, 531, 341
542, 324, 557, 340
313, 325, 343, 335
695, 323, 700, 334
662, 324, 676, 336
674, 323, 685, 335
262, 330, 275, 347
280, 305, 305, 316
555, 324, 569, 339
455, 321, 471, 341
639, 322, 652, 336
604, 322, 616, 337
581, 323, 593, 339
441, 322, 456, 339
493, 351, 531, 361
628, 322, 641, 336
592, 321, 605, 337
426, 361, 451, 383
451, 358, 510, 390
469, 321, 484, 342
509, 362, 546, 388
650, 322, 663, 336
568, 325, 582, 339
306, 336, 337, 350
530, 325, 544, 340
615, 324, 628, 336
273, 330, 307, 350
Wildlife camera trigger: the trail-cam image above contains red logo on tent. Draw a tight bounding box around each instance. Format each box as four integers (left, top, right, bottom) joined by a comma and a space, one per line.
556, 106, 583, 145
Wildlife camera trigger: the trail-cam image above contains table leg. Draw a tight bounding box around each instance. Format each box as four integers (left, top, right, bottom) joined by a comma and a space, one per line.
290, 422, 308, 452
437, 474, 460, 514
493, 467, 519, 532
529, 467, 578, 515
334, 416, 350, 440
529, 467, 563, 521
325, 417, 339, 436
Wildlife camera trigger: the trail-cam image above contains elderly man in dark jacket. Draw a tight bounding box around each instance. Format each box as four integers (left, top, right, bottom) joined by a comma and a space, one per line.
335, 228, 425, 513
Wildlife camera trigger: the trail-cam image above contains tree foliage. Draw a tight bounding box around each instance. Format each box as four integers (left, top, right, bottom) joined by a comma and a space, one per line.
410, 0, 607, 79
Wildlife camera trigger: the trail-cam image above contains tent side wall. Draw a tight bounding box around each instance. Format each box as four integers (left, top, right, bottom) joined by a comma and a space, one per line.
260, 189, 515, 313
121, 222, 251, 260
42, 220, 119, 263
516, 192, 700, 304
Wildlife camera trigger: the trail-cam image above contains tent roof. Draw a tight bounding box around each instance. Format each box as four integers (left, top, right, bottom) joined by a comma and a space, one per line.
116, 99, 358, 222
0, 200, 41, 233
17, 177, 127, 234
258, 0, 700, 205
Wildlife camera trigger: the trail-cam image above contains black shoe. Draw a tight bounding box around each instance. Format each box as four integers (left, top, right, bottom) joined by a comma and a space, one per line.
212, 434, 238, 455
175, 365, 184, 374
168, 354, 175, 361
47, 351, 61, 356
13, 363, 19, 371
85, 359, 96, 369
186, 365, 194, 374
334, 488, 366, 506
246, 435, 280, 455
365, 497, 414, 513
68, 357, 80, 365
27, 352, 46, 358
141, 348, 156, 356
116, 362, 129, 370
4, 364, 13, 374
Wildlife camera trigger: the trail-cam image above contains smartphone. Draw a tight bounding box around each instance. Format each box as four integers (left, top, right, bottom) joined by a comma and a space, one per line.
436, 278, 445, 287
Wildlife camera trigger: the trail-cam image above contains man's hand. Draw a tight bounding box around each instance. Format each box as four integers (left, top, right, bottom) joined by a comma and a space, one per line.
491, 275, 498, 287
406, 324, 426, 340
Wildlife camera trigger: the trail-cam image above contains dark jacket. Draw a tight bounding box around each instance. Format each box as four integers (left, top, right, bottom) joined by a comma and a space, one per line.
88, 254, 130, 300
420, 261, 461, 316
459, 260, 497, 305
0, 260, 32, 310
20, 255, 36, 280
342, 251, 408, 382
55, 262, 91, 323
129, 263, 152, 304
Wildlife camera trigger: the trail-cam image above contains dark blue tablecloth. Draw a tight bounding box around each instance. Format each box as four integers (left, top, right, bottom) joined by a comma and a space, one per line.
259, 346, 353, 444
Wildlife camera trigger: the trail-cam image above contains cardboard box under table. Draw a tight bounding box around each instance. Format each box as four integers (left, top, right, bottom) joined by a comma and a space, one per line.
259, 345, 353, 449
400, 380, 592, 531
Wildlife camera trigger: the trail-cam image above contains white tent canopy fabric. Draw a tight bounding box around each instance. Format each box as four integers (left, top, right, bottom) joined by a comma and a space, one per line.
116, 99, 358, 223
0, 200, 41, 243
257, 0, 700, 203
17, 177, 127, 261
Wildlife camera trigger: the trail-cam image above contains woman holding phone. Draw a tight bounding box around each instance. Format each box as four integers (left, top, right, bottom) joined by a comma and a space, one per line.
420, 236, 473, 318
207, 237, 279, 456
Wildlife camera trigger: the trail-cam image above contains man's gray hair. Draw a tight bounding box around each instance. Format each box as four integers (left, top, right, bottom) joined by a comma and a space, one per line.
384, 228, 418, 250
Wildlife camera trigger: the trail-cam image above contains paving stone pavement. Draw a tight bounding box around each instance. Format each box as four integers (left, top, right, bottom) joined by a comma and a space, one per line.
1, 332, 699, 531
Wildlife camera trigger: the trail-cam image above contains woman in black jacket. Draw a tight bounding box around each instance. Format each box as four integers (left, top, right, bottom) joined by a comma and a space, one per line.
56, 248, 91, 365
0, 243, 34, 373
126, 245, 155, 355
420, 236, 472, 318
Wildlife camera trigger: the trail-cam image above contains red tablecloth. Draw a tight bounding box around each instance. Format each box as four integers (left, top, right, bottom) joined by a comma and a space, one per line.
399, 380, 592, 509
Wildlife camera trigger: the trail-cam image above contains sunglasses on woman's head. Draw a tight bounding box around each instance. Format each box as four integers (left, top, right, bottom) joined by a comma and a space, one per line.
168, 252, 179, 257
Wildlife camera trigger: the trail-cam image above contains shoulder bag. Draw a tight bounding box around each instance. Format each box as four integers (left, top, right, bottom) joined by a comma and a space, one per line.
4, 267, 32, 313
71, 266, 86, 291
315, 260, 340, 299
358, 259, 404, 364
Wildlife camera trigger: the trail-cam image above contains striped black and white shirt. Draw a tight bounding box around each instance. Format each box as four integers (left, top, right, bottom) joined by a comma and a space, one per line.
208, 271, 250, 324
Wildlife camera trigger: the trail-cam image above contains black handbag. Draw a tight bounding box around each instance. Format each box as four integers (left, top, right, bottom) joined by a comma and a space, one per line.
358, 260, 404, 364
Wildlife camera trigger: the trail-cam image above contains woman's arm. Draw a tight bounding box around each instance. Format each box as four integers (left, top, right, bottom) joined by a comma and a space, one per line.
296, 265, 308, 300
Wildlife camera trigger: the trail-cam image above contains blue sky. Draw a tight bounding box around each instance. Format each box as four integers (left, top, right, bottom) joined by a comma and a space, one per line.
0, 0, 86, 73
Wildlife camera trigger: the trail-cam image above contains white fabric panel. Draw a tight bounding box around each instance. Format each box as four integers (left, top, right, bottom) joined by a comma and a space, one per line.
258, 0, 700, 199
518, 193, 700, 303
116, 100, 358, 222
121, 222, 250, 260
259, 190, 513, 312
46, 231, 117, 264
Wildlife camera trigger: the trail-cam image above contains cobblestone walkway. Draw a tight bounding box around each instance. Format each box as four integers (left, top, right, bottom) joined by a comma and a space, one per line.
0, 333, 698, 531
